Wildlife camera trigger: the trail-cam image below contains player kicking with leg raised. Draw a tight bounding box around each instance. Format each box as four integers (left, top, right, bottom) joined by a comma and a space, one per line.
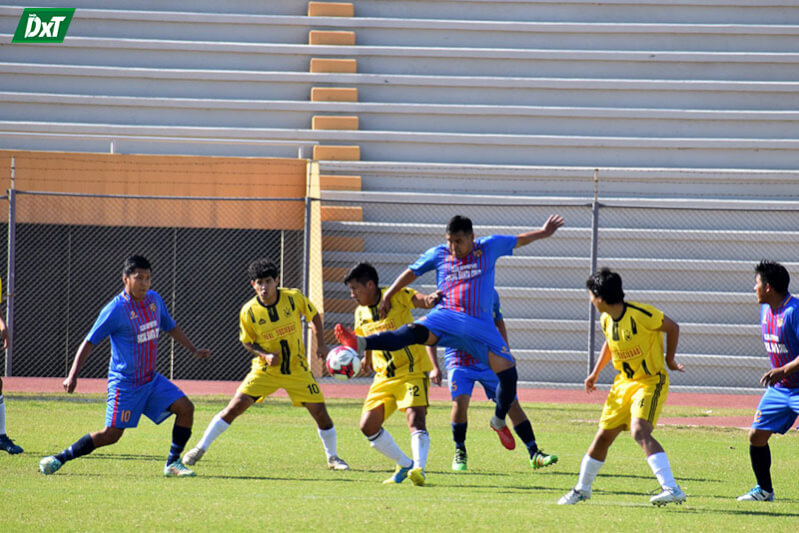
345, 263, 440, 485
428, 289, 550, 471
558, 268, 685, 506
183, 259, 348, 471
336, 215, 562, 470
737, 260, 799, 502
40, 255, 210, 477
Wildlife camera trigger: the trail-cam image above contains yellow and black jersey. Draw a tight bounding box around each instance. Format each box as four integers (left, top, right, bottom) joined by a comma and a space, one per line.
600, 301, 666, 381
239, 288, 317, 375
354, 287, 432, 379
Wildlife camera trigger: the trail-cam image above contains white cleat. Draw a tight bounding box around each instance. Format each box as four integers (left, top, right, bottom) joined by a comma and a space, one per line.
558, 488, 591, 505
737, 485, 774, 501
182, 447, 205, 466
327, 455, 350, 471
650, 485, 687, 506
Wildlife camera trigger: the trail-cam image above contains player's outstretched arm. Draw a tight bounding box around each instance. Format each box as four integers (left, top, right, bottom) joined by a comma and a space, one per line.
658, 315, 684, 372
379, 269, 419, 318
585, 341, 612, 393
63, 340, 95, 393
168, 326, 210, 359
310, 313, 329, 359
515, 214, 565, 248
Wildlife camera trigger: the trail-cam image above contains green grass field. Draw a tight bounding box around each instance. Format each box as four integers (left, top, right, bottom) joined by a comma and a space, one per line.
3, 393, 798, 532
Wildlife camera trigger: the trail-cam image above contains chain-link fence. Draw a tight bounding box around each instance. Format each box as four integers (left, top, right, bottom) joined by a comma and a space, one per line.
319, 197, 799, 392
3, 191, 307, 381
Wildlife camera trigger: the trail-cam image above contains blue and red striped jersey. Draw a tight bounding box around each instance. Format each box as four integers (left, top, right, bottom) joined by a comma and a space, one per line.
410, 234, 516, 321
86, 290, 176, 388
760, 294, 799, 389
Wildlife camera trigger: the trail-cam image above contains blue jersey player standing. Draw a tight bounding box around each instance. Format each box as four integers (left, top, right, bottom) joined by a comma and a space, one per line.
336, 214, 564, 468
427, 289, 550, 471
39, 255, 210, 477
738, 260, 799, 502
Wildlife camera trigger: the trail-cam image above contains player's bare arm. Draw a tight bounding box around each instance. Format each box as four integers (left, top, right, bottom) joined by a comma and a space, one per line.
311, 313, 329, 359
379, 268, 419, 318
515, 214, 565, 248
0, 315, 8, 350
657, 315, 684, 372
585, 341, 612, 393
168, 326, 211, 359
361, 350, 373, 374
425, 346, 443, 386
412, 290, 443, 309
63, 340, 95, 393
242, 342, 279, 366
760, 357, 799, 387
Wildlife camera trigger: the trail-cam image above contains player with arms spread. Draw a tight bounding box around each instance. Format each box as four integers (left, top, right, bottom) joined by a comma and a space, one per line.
183, 259, 349, 471
345, 262, 441, 485
737, 260, 799, 502
39, 255, 210, 476
558, 268, 686, 506
428, 289, 548, 471
336, 214, 563, 467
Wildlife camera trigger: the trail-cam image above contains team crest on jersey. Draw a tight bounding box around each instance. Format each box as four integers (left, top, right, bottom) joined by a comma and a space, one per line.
623, 330, 632, 341
129, 311, 137, 320
150, 303, 157, 313
777, 317, 784, 328
474, 249, 482, 258
259, 318, 266, 325
284, 308, 291, 318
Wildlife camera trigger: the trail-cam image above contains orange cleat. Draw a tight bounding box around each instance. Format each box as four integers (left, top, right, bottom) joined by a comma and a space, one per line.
492, 423, 516, 450
334, 324, 359, 352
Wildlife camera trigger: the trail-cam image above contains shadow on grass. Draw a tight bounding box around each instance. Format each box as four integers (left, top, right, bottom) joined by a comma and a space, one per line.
203, 474, 360, 483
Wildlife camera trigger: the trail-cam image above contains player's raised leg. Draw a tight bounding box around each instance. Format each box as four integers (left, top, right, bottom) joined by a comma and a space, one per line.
305, 402, 349, 470
486, 351, 518, 449
183, 392, 255, 466
40, 426, 121, 475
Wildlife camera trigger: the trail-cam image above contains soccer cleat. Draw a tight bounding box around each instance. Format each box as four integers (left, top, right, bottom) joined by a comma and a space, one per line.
334, 324, 359, 352
182, 447, 205, 466
382, 463, 412, 484
737, 485, 774, 502
0, 434, 23, 455
408, 467, 426, 487
327, 455, 350, 471
164, 459, 196, 477
650, 485, 687, 506
558, 488, 590, 505
39, 456, 63, 475
530, 449, 558, 470
452, 448, 467, 471
490, 421, 516, 450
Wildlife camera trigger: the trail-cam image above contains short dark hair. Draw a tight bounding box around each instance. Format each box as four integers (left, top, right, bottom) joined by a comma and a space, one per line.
248, 258, 279, 281
447, 215, 473, 235
123, 255, 151, 276
344, 262, 378, 286
586, 268, 625, 305
755, 260, 790, 294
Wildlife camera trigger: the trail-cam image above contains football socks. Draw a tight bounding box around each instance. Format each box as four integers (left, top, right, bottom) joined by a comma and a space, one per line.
55, 433, 96, 464
167, 424, 192, 465
749, 444, 773, 493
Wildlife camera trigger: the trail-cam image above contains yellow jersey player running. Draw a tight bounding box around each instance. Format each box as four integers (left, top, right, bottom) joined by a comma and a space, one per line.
183, 259, 349, 471
344, 263, 442, 485
558, 268, 686, 506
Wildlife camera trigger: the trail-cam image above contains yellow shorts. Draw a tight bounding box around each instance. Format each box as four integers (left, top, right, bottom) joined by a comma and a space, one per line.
362, 373, 429, 420
237, 368, 325, 407
599, 372, 669, 430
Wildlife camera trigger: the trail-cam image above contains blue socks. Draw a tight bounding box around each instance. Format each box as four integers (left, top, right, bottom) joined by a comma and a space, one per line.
451, 422, 467, 450
364, 324, 430, 351
167, 425, 192, 465
494, 367, 518, 420
55, 433, 96, 464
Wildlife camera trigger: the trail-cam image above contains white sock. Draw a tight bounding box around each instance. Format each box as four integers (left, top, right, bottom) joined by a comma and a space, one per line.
196, 413, 231, 451
367, 429, 413, 468
490, 415, 506, 430
575, 454, 604, 492
317, 426, 337, 458
647, 451, 677, 489
410, 429, 430, 470
0, 395, 6, 435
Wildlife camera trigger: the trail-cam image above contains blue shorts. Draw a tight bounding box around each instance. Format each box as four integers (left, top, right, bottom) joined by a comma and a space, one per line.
447, 365, 498, 401
419, 308, 514, 365
752, 386, 799, 434
106, 373, 185, 429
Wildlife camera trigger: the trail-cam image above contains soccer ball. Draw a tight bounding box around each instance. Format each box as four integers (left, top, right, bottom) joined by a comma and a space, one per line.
326, 345, 361, 380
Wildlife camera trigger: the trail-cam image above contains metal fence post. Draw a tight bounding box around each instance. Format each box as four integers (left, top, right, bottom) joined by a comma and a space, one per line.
5, 157, 16, 377
587, 169, 600, 374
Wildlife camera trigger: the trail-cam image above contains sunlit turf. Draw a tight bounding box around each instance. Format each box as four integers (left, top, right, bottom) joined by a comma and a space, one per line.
2, 393, 798, 532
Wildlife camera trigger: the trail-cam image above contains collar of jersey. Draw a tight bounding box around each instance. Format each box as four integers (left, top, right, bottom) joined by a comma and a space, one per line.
257, 288, 281, 308
609, 303, 628, 323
